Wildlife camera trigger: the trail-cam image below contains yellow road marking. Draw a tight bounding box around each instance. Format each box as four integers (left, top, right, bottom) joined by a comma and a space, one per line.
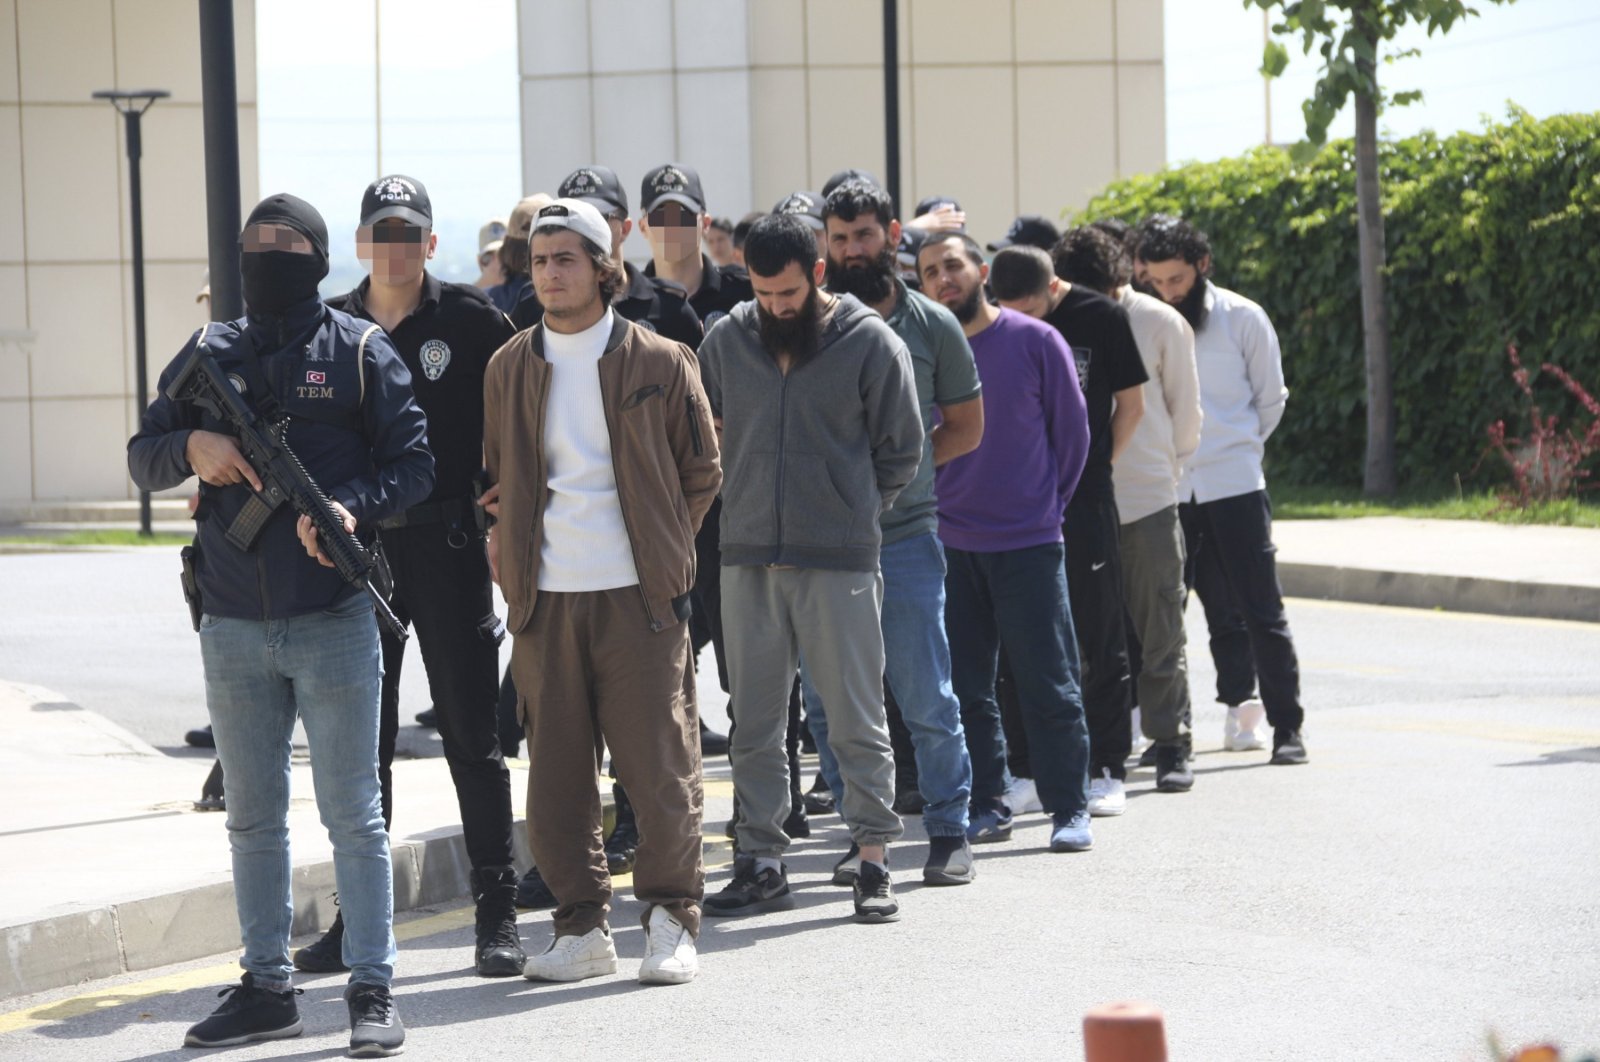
0, 841, 740, 1037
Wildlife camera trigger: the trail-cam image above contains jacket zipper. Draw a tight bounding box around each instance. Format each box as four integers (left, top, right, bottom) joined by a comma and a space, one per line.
526, 359, 551, 611
686, 395, 704, 456
772, 362, 788, 565
597, 357, 662, 631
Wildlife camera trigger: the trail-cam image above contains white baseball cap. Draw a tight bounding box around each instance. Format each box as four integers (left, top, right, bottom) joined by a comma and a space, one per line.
530, 197, 612, 251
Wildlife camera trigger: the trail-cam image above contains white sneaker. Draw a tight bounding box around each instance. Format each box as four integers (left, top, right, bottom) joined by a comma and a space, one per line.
1224, 699, 1268, 751
522, 926, 618, 982
1085, 768, 1127, 817
1004, 775, 1043, 815
638, 906, 697, 985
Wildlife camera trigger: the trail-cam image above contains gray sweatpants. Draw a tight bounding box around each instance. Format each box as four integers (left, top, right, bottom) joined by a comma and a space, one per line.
722, 565, 902, 857
1120, 505, 1192, 745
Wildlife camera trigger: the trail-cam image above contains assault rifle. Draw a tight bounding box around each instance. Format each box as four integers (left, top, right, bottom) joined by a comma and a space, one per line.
165, 344, 407, 642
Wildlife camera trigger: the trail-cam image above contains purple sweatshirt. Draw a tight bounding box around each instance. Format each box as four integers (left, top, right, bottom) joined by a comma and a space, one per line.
935, 308, 1090, 553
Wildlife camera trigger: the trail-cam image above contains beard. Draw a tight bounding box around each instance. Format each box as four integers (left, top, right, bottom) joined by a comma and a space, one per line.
757, 283, 823, 365
826, 245, 897, 305
1172, 276, 1209, 331
949, 284, 986, 325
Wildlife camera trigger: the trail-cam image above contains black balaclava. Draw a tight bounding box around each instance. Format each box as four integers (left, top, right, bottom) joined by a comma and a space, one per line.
239, 193, 330, 317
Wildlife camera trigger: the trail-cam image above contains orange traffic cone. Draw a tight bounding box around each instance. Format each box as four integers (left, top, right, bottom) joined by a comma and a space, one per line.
1084, 1002, 1168, 1062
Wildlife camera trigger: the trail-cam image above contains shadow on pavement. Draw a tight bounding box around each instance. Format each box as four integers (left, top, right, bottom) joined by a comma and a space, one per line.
1497, 746, 1600, 767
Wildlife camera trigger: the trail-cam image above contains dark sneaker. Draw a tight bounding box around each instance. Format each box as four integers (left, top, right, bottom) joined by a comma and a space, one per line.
414, 706, 438, 729
700, 720, 730, 757
965, 802, 1013, 844
783, 800, 810, 839
803, 774, 836, 816
292, 911, 348, 973
1154, 743, 1195, 792
704, 857, 796, 917
1049, 811, 1094, 852
1136, 743, 1159, 768
344, 981, 405, 1058
1271, 728, 1309, 765
604, 806, 640, 876
852, 861, 900, 923
831, 843, 862, 886
515, 865, 557, 910
183, 973, 303, 1048
922, 835, 975, 886
892, 784, 926, 815
471, 866, 525, 977
184, 724, 215, 749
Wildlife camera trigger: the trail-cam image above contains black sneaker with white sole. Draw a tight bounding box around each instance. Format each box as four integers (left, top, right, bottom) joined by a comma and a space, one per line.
1271, 728, 1309, 765
183, 973, 303, 1048
831, 842, 862, 886
853, 861, 900, 923
344, 981, 405, 1057
704, 856, 796, 917
922, 834, 975, 886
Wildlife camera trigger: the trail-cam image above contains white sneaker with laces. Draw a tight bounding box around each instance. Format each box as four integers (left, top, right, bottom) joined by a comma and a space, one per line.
638, 906, 697, 985
1004, 775, 1043, 815
1085, 768, 1127, 817
1225, 698, 1268, 751
522, 926, 618, 982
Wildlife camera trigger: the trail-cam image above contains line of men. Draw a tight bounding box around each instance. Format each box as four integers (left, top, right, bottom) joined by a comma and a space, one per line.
127, 160, 1306, 1056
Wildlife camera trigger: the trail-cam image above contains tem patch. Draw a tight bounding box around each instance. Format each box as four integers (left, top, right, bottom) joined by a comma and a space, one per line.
419, 339, 452, 381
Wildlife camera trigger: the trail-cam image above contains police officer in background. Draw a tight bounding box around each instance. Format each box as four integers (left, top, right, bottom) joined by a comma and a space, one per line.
510, 165, 702, 351
129, 193, 431, 1055
288, 176, 525, 980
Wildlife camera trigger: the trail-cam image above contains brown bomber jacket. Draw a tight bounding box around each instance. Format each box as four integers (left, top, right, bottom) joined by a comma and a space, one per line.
484, 312, 722, 635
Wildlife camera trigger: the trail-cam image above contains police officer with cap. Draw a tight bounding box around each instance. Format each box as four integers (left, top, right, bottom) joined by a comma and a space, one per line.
510, 165, 702, 350
639, 162, 753, 331
290, 175, 525, 981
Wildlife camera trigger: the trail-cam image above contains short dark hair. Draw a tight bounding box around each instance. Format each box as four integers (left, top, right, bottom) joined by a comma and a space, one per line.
709, 216, 734, 235
1134, 214, 1210, 267
917, 232, 987, 272
743, 213, 819, 278
988, 246, 1055, 302
822, 179, 894, 229
1089, 217, 1130, 244
571, 233, 625, 303
732, 210, 765, 250
1053, 226, 1127, 294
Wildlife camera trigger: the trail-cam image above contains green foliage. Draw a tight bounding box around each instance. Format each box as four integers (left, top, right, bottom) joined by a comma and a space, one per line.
1072, 108, 1600, 489
1245, 0, 1516, 146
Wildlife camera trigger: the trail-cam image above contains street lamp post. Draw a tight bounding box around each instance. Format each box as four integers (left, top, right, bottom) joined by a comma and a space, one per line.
93, 88, 169, 538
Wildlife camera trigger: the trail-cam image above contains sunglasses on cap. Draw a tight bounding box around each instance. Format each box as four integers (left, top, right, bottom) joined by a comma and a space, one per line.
648, 203, 699, 228
358, 223, 427, 244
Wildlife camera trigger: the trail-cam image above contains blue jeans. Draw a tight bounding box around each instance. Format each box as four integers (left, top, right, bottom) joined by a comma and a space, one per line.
199, 595, 397, 989
943, 542, 1089, 817
802, 532, 972, 837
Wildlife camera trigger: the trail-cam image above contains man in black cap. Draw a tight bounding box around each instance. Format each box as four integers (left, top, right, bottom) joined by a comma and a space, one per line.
284, 175, 525, 981
640, 163, 753, 331
989, 214, 1062, 253
129, 193, 432, 1056
510, 165, 702, 351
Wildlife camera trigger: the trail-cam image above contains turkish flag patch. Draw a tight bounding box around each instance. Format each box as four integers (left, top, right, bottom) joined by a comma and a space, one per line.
306, 370, 327, 384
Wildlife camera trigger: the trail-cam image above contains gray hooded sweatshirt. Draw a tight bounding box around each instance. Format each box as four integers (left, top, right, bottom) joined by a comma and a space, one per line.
699, 293, 923, 572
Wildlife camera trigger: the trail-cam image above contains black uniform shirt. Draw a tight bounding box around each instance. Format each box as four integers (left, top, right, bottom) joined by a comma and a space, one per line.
644, 253, 753, 331
1042, 285, 1150, 503
329, 273, 515, 504
510, 262, 705, 350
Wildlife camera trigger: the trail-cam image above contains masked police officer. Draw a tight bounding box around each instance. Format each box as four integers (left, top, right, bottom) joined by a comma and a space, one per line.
286, 175, 525, 980
129, 193, 432, 1056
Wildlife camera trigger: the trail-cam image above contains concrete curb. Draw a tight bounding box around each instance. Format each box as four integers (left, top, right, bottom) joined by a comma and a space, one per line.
0, 822, 536, 1001
1279, 563, 1600, 624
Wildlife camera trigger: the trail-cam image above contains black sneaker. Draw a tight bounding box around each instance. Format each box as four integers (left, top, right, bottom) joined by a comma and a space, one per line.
1154, 743, 1195, 792
471, 865, 525, 977
415, 706, 438, 729
184, 724, 215, 749
892, 784, 926, 815
183, 973, 303, 1048
704, 856, 796, 917
605, 804, 640, 876
700, 720, 730, 757
1136, 743, 1159, 768
515, 865, 557, 910
831, 842, 862, 886
292, 911, 348, 972
922, 835, 975, 886
852, 860, 900, 923
783, 800, 810, 839
803, 774, 836, 816
344, 981, 405, 1058
1271, 728, 1309, 765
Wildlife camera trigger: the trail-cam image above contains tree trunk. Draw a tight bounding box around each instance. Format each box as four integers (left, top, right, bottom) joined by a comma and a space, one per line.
1355, 51, 1396, 495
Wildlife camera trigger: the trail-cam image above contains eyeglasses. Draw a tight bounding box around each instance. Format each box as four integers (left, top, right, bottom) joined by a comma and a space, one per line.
647, 203, 698, 229
358, 224, 427, 244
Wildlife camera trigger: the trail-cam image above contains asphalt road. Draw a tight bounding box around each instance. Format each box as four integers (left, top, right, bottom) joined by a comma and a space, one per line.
1, 547, 1598, 1060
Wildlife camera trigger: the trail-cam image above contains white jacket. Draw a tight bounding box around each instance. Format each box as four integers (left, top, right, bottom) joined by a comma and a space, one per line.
1113, 287, 1202, 524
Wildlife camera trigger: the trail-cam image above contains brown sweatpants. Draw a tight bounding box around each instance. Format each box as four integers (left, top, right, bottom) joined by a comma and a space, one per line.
510, 586, 704, 938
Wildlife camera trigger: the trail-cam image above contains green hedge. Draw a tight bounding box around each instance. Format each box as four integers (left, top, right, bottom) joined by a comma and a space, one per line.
1071, 107, 1600, 489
